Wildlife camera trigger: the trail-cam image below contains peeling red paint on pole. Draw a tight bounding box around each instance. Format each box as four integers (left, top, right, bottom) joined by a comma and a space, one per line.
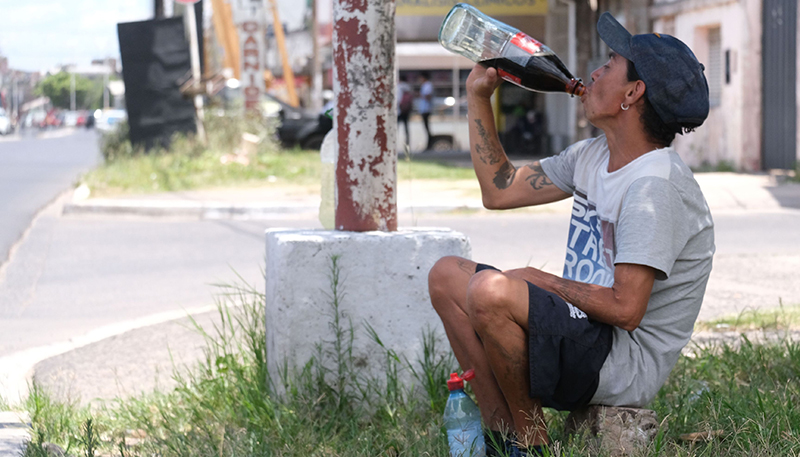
333, 0, 397, 232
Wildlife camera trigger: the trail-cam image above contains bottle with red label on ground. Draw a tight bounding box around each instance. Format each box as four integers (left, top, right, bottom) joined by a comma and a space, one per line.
439, 3, 585, 97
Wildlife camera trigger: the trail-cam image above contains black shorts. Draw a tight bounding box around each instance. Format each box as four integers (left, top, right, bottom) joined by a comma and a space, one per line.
475, 264, 613, 411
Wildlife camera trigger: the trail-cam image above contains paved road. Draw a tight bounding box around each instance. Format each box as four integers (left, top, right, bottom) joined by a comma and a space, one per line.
3, 206, 797, 358
0, 130, 100, 268
8, 207, 798, 407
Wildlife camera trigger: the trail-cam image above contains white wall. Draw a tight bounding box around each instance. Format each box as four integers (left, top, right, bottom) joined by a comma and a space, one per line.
654, 0, 760, 170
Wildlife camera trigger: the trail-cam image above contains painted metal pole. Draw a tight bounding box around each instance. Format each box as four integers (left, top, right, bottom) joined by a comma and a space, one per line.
185, 4, 207, 144
332, 0, 397, 232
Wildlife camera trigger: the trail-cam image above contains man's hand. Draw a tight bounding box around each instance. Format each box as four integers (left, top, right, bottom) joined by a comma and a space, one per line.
503, 264, 656, 332
467, 64, 503, 101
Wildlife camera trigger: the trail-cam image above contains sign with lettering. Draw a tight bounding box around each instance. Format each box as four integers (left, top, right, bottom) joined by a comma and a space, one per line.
397, 0, 547, 16
231, 0, 265, 113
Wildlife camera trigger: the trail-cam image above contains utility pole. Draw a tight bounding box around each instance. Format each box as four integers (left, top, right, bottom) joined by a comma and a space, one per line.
70, 71, 76, 111
332, 0, 397, 231
185, 3, 206, 143
311, 0, 322, 112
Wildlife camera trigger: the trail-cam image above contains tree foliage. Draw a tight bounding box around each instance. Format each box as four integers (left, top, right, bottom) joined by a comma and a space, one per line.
34, 72, 103, 110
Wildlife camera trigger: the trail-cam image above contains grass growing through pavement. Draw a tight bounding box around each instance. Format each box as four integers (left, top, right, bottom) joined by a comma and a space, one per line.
81, 115, 476, 197
16, 263, 800, 456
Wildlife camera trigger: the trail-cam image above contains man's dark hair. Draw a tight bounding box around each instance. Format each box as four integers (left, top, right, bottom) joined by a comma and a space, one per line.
626, 60, 680, 147
420, 71, 431, 80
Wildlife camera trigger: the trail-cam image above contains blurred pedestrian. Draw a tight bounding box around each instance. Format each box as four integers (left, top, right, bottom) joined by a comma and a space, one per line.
397, 75, 413, 147
418, 71, 434, 150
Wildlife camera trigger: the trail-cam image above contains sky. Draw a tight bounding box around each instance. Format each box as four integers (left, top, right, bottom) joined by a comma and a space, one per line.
0, 0, 310, 73
0, 0, 153, 72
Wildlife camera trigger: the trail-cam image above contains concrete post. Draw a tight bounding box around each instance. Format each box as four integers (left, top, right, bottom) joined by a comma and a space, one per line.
332, 0, 398, 231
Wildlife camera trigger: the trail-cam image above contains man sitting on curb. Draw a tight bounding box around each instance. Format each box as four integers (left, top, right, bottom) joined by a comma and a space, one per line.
429, 13, 715, 456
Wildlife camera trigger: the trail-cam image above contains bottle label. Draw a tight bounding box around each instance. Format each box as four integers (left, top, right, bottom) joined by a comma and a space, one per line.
497, 69, 522, 85
511, 32, 544, 55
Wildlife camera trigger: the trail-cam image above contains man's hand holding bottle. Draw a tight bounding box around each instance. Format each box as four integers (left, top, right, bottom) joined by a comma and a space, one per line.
466, 64, 503, 102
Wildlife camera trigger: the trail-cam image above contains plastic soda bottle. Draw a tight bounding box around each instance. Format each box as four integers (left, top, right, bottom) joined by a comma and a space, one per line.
439, 3, 585, 97
444, 369, 486, 457
318, 129, 336, 230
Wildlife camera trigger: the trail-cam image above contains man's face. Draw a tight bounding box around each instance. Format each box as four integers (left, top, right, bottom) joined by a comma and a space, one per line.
581, 52, 635, 125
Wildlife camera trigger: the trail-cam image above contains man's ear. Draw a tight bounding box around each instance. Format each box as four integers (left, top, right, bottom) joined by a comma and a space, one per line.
626, 80, 647, 105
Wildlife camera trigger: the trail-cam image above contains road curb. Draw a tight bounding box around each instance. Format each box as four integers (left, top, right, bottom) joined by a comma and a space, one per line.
62, 200, 489, 218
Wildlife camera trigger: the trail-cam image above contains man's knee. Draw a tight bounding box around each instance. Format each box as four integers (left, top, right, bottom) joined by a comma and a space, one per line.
428, 256, 468, 312
466, 270, 516, 331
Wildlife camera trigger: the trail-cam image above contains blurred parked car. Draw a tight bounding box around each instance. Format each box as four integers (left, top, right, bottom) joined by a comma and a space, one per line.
62, 111, 87, 127
262, 93, 331, 150
95, 109, 127, 133
0, 108, 11, 135
44, 109, 62, 128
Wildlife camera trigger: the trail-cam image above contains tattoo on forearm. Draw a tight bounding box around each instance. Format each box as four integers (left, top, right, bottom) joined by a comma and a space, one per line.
474, 119, 502, 165
524, 162, 553, 190
493, 161, 517, 190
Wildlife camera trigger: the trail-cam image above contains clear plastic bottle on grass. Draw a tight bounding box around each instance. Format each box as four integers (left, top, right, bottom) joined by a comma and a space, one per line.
444, 369, 486, 457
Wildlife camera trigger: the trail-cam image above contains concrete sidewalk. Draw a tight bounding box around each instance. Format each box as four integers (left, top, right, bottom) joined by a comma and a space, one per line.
63, 171, 800, 218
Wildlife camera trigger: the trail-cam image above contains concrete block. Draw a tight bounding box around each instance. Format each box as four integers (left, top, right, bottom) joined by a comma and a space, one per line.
565, 405, 660, 456
265, 228, 470, 386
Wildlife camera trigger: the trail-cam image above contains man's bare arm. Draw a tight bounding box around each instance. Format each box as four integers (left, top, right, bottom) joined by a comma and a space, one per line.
466, 64, 570, 209
504, 263, 656, 331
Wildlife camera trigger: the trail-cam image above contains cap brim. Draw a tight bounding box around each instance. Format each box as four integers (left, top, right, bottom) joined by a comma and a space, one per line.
598, 12, 633, 61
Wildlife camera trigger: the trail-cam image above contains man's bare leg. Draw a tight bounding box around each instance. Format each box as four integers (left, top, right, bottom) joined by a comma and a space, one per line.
428, 256, 514, 432
466, 269, 548, 447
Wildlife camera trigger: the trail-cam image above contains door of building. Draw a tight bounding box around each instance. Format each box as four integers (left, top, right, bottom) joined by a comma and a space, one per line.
762, 0, 797, 170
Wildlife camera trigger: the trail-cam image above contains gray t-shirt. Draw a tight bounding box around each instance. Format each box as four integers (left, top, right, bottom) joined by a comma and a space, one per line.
540, 135, 715, 407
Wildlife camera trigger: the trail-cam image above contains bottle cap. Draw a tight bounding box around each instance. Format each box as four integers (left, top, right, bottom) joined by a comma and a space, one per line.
462, 369, 475, 381
447, 372, 463, 391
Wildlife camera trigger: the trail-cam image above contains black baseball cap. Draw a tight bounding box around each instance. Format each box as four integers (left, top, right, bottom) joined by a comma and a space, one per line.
597, 12, 709, 129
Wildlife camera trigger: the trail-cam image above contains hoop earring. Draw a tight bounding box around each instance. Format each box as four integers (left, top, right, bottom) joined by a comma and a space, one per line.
621, 103, 630, 111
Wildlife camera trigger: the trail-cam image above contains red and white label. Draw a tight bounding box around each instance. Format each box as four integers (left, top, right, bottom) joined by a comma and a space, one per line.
511, 33, 543, 55
497, 69, 521, 85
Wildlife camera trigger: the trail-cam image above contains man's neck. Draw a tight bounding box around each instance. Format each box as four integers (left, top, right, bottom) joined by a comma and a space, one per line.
603, 126, 664, 172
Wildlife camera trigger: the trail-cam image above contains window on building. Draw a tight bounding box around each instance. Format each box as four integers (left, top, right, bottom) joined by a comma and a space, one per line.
707, 26, 722, 107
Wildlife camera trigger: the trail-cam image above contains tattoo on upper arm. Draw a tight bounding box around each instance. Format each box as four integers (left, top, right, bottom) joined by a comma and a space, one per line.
524, 163, 554, 190
493, 161, 517, 190
474, 119, 502, 165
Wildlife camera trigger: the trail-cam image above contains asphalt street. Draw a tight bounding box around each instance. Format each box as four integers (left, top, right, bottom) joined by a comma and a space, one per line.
0, 130, 100, 270
2, 205, 797, 358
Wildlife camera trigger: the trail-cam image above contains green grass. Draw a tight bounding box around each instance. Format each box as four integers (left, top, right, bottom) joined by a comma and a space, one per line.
695, 302, 800, 332
16, 265, 800, 456
83, 149, 477, 197
82, 147, 323, 196
691, 160, 738, 173
82, 116, 476, 197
